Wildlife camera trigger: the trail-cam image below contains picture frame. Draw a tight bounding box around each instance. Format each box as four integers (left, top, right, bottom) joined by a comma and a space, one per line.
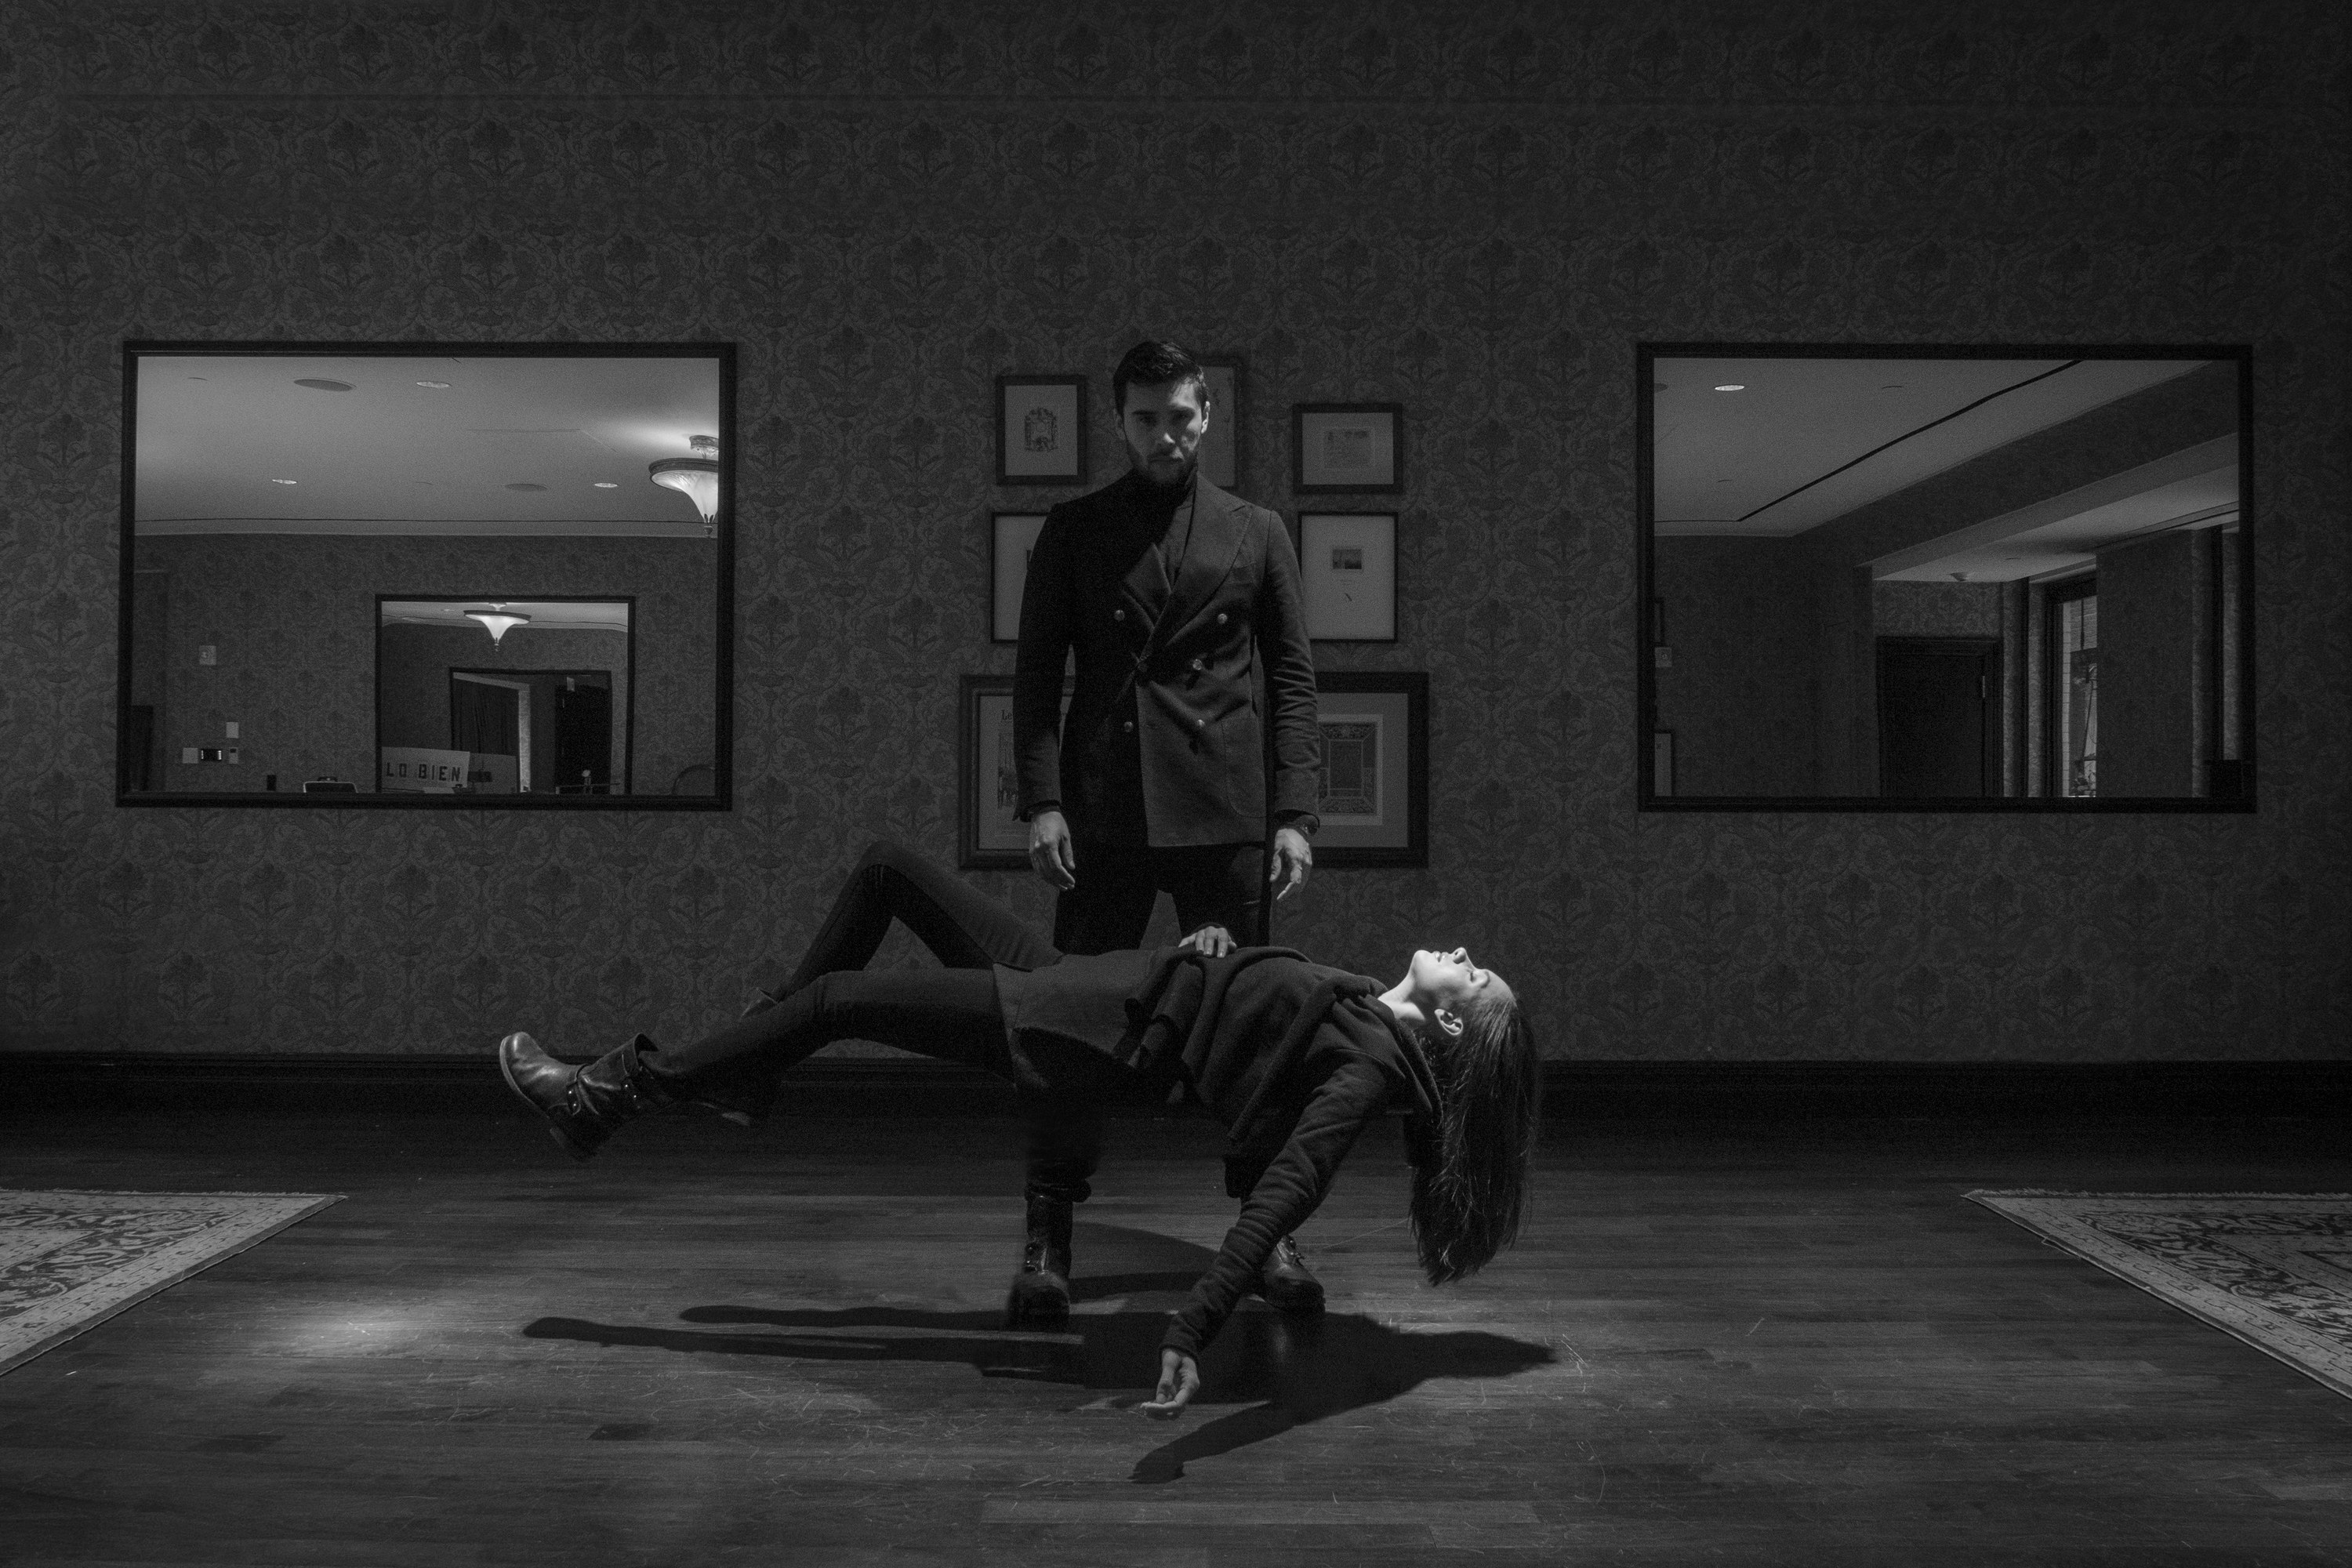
958, 675, 1031, 868
1293, 402, 1403, 493
1653, 730, 1676, 798
1294, 513, 1398, 641
1198, 357, 1242, 491
991, 512, 1050, 643
1310, 671, 1428, 867
996, 374, 1087, 485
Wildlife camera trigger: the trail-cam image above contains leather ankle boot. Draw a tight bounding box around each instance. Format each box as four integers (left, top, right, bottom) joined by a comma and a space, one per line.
1260, 1234, 1326, 1314
1004, 1194, 1075, 1329
498, 1032, 674, 1162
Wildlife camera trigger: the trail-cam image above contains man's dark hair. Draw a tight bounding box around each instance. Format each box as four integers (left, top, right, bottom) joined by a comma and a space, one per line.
1112, 339, 1210, 415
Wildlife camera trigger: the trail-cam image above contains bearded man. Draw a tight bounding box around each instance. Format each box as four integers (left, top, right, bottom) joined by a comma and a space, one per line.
1005, 337, 1324, 1325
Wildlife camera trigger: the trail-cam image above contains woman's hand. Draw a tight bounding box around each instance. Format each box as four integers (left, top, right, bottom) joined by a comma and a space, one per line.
1177, 924, 1234, 956
1138, 1348, 1200, 1417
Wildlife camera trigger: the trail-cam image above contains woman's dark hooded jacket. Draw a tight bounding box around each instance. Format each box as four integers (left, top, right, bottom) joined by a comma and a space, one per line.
994, 946, 1442, 1356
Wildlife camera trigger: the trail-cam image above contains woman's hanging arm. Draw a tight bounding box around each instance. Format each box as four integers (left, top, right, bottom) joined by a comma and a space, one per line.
1158, 1056, 1390, 1369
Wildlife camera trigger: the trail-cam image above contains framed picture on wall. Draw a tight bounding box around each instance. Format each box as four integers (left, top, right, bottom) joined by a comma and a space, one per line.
1311, 671, 1428, 867
1653, 730, 1675, 797
1293, 402, 1403, 493
1198, 358, 1242, 490
996, 375, 1087, 485
1294, 512, 1398, 641
991, 512, 1049, 642
958, 675, 1030, 868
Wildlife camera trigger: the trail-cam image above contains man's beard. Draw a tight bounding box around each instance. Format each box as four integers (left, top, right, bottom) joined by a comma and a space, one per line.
1128, 446, 1196, 491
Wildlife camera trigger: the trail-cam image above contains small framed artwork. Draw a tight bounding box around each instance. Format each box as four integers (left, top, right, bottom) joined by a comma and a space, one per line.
991, 512, 1050, 643
959, 675, 1030, 868
996, 375, 1087, 485
1198, 358, 1242, 490
1652, 730, 1676, 797
1311, 671, 1428, 867
1293, 402, 1403, 493
1295, 513, 1397, 641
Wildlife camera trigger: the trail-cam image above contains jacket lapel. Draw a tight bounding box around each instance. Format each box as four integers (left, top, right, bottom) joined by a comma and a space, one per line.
1109, 479, 1173, 636
1152, 480, 1246, 651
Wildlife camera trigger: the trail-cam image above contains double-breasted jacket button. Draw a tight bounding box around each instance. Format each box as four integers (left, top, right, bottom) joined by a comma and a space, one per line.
1123, 720, 1135, 732
1114, 608, 1125, 622
1194, 718, 1206, 729
1190, 656, 1204, 670
1215, 612, 1228, 624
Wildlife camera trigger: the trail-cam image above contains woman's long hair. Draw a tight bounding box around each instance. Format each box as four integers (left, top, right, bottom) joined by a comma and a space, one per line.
1410, 989, 1541, 1285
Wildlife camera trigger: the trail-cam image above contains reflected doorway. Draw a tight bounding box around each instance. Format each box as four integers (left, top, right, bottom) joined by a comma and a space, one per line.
448, 667, 615, 793
1878, 637, 2001, 797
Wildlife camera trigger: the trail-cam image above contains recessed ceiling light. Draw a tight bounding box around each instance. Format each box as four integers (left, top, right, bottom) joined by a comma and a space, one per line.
1713, 383, 1745, 392
593, 481, 619, 488
271, 478, 299, 485
505, 482, 546, 492
416, 380, 451, 389
294, 378, 354, 392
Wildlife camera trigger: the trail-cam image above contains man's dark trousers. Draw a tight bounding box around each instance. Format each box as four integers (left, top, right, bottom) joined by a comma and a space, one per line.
1051, 840, 1266, 956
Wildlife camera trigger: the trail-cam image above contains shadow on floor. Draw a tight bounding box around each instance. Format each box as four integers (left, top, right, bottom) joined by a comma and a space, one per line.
520, 1222, 1554, 1483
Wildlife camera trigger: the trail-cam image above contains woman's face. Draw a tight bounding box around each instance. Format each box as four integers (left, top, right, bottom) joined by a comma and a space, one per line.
1408, 947, 1510, 1013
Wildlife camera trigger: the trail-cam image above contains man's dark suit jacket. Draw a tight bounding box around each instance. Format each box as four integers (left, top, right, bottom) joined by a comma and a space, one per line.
1013, 471, 1320, 847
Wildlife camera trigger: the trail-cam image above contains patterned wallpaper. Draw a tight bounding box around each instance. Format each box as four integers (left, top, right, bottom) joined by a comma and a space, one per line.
1875, 583, 2002, 641
2, 1, 2345, 1064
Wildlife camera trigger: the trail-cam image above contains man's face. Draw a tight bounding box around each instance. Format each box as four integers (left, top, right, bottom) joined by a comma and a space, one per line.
1119, 378, 1210, 488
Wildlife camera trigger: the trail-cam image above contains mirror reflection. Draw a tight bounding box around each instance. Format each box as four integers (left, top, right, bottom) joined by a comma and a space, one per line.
376, 598, 637, 796
1644, 350, 2249, 804
120, 346, 729, 804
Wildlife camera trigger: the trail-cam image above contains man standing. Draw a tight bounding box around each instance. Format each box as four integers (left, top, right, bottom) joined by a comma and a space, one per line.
1006, 339, 1325, 1326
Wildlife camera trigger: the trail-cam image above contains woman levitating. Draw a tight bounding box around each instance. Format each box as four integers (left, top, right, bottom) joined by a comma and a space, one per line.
496, 840, 1541, 1416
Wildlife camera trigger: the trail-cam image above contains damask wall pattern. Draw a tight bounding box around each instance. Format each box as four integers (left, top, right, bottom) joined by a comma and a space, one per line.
2, 1, 2346, 1064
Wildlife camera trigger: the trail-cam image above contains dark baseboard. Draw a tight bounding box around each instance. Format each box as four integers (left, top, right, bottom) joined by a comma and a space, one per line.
3, 1053, 2346, 1120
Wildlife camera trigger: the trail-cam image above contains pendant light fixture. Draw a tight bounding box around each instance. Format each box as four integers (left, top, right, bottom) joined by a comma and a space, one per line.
648, 433, 721, 525
466, 602, 531, 645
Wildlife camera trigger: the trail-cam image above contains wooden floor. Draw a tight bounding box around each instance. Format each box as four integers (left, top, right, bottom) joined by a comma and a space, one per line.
3, 1105, 2349, 1566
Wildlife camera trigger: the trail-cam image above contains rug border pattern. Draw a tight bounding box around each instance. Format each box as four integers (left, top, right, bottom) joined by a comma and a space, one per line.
2, 1189, 345, 1376
1968, 1189, 2352, 1401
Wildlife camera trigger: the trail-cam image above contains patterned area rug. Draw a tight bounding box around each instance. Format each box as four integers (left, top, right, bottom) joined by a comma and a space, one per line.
1969, 1190, 2352, 1399
1, 1189, 343, 1376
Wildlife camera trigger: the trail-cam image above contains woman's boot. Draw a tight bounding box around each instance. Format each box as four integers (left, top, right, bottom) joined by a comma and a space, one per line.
498, 1032, 675, 1161
1260, 1234, 1326, 1314
1004, 1193, 1074, 1329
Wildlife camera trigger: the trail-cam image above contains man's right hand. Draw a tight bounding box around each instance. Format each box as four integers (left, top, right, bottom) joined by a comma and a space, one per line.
1027, 808, 1078, 891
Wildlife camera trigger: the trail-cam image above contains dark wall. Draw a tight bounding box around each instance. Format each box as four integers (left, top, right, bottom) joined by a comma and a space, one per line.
2095, 530, 2208, 797
1653, 538, 1819, 796
2, 2, 2345, 1062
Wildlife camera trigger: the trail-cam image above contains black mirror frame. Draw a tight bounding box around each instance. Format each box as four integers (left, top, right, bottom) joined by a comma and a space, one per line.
1635, 341, 2256, 814
114, 339, 735, 811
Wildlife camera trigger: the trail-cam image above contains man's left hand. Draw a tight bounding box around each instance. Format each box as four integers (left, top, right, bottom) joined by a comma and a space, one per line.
1269, 826, 1312, 902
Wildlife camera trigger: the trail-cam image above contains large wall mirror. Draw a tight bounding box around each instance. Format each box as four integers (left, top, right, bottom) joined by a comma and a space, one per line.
1639, 344, 2252, 811
117, 343, 733, 808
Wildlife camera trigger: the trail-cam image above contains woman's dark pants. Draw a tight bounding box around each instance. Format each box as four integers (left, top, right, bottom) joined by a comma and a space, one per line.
634, 842, 1109, 1205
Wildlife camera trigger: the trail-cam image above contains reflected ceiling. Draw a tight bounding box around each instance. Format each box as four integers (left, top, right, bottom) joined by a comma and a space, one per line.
1653, 358, 2210, 539
135, 355, 720, 536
